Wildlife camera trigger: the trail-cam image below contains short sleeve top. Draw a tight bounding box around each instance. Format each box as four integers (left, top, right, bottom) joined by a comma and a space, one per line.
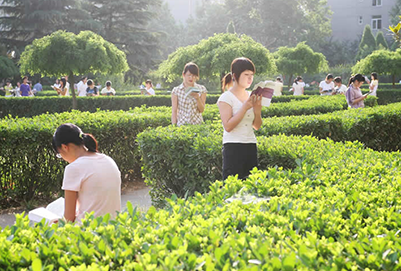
172, 83, 208, 126
217, 91, 256, 144
346, 84, 364, 109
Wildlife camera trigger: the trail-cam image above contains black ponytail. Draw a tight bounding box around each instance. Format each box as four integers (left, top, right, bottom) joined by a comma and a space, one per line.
222, 73, 233, 91
52, 123, 98, 154
294, 76, 302, 85
348, 74, 365, 87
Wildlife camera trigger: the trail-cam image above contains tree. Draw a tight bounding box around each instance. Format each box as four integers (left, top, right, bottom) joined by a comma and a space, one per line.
86, 0, 161, 81
19, 30, 129, 108
273, 42, 328, 89
226, 21, 236, 34
0, 0, 89, 57
390, 16, 401, 49
356, 25, 377, 60
376, 31, 389, 49
352, 49, 401, 86
390, 0, 401, 25
157, 33, 276, 90
0, 56, 19, 82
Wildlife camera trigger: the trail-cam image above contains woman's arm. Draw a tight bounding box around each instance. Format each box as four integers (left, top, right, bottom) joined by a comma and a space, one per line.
352, 94, 367, 105
60, 87, 68, 96
218, 96, 254, 133
171, 94, 178, 125
191, 92, 206, 113
64, 190, 78, 222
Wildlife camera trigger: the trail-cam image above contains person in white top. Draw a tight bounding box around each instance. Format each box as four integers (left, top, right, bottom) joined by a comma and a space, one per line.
76, 77, 88, 97
292, 76, 305, 96
369, 72, 378, 97
53, 78, 69, 96
274, 77, 283, 96
218, 57, 262, 180
64, 76, 70, 95
52, 123, 121, 223
144, 79, 155, 96
319, 74, 335, 95
101, 81, 116, 96
333, 77, 348, 95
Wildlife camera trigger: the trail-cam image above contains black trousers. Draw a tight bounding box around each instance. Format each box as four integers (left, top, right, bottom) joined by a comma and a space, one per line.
222, 143, 258, 180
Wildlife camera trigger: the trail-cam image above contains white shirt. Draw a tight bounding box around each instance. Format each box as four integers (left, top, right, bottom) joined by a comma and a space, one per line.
62, 153, 121, 222
292, 82, 305, 96
217, 91, 256, 144
319, 80, 334, 95
77, 81, 88, 97
370, 80, 378, 97
335, 84, 348, 94
274, 82, 283, 96
101, 87, 116, 95
146, 88, 155, 95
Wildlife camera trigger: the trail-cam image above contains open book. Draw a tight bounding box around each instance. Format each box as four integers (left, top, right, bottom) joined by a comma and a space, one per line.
184, 87, 201, 98
251, 81, 277, 107
28, 197, 64, 224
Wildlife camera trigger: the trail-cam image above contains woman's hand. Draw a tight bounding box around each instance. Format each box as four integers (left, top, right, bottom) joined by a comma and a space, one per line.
253, 94, 262, 115
190, 92, 200, 100
243, 94, 256, 111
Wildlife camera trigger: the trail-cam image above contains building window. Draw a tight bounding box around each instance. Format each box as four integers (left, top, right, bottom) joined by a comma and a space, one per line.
371, 15, 382, 29
372, 0, 382, 6
358, 16, 363, 25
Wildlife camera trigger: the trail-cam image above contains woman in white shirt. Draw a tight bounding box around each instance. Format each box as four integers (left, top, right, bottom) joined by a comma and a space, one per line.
145, 79, 156, 96
218, 57, 262, 180
369, 72, 379, 97
333, 77, 348, 95
292, 76, 305, 96
52, 123, 121, 223
319, 74, 335, 95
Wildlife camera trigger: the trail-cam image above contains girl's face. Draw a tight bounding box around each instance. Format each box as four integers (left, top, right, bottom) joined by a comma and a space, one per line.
334, 81, 341, 87
326, 78, 333, 84
236, 70, 254, 89
371, 75, 375, 81
23, 78, 28, 84
183, 71, 197, 86
146, 82, 151, 89
354, 80, 364, 88
17, 82, 20, 87
57, 144, 74, 163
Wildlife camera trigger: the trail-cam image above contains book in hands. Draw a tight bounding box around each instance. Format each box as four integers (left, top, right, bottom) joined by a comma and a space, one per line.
251, 81, 276, 107
184, 87, 201, 98
28, 197, 64, 224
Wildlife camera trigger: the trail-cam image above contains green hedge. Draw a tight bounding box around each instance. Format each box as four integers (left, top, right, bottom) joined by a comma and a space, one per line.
0, 110, 171, 209
2, 134, 401, 270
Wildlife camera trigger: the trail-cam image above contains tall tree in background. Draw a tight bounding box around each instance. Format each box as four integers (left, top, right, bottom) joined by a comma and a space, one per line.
356, 25, 377, 61
376, 31, 389, 49
87, 0, 161, 81
0, 0, 86, 57
390, 0, 401, 25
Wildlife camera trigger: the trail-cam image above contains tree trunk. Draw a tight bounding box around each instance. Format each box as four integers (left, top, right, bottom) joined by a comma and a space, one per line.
288, 74, 293, 91
393, 74, 396, 87
69, 72, 77, 110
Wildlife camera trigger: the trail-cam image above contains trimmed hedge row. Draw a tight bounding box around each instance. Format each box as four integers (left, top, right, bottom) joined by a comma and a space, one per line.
0, 110, 171, 209
138, 102, 401, 206
0, 94, 313, 118
2, 134, 401, 270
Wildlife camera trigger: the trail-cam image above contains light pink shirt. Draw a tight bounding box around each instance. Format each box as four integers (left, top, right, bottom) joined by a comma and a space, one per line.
62, 153, 121, 222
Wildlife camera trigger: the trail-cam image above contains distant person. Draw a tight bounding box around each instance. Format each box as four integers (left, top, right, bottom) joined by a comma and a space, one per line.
86, 79, 99, 96
333, 77, 347, 95
53, 79, 61, 89
52, 123, 121, 223
144, 80, 155, 96
54, 78, 69, 96
33, 80, 43, 94
14, 82, 21, 97
77, 77, 88, 97
0, 80, 14, 97
20, 76, 32, 97
64, 76, 70, 94
156, 83, 162, 89
101, 81, 116, 96
221, 73, 234, 92
274, 77, 283, 96
319, 74, 335, 95
369, 72, 379, 97
346, 74, 367, 109
292, 76, 305, 96
171, 62, 208, 126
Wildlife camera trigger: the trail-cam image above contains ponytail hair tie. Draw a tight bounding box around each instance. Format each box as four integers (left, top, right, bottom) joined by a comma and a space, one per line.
79, 133, 84, 139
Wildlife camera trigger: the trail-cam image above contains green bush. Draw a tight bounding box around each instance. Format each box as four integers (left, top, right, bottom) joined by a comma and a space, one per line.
2, 134, 401, 270
0, 110, 171, 209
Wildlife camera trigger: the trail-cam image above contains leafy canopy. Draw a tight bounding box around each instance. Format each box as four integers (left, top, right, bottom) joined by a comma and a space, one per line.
0, 56, 19, 80
157, 33, 276, 83
19, 30, 129, 78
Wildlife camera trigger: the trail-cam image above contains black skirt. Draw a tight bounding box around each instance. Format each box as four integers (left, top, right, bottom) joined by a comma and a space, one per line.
222, 143, 257, 180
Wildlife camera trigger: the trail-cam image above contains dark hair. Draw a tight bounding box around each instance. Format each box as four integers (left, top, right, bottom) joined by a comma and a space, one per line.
6, 80, 10, 84
145, 79, 153, 88
52, 123, 98, 154
222, 57, 256, 90
81, 76, 87, 81
371, 72, 378, 80
106, 81, 112, 87
60, 78, 66, 88
326, 74, 334, 80
348, 74, 365, 87
22, 76, 28, 81
221, 73, 233, 91
294, 76, 302, 85
183, 62, 199, 77
334, 77, 342, 84
87, 79, 93, 86
276, 77, 282, 83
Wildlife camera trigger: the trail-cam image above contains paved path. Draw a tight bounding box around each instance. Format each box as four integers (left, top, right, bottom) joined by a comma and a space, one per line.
0, 187, 152, 229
